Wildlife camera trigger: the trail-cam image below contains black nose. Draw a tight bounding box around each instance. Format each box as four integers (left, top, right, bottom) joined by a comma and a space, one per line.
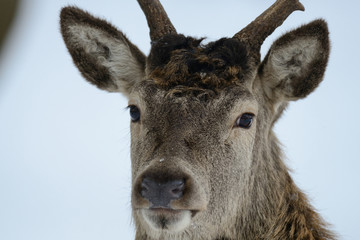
140, 177, 185, 208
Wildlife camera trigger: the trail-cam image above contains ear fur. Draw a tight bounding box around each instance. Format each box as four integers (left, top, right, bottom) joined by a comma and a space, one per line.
60, 6, 146, 96
259, 19, 330, 102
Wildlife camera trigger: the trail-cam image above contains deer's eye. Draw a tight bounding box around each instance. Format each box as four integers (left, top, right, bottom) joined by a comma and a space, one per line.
234, 113, 254, 129
129, 105, 140, 122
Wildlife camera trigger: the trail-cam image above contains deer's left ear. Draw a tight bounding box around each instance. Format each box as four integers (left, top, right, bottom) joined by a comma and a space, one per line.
259, 19, 330, 102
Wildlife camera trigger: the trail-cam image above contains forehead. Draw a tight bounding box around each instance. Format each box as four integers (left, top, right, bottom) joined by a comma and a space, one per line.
131, 81, 255, 114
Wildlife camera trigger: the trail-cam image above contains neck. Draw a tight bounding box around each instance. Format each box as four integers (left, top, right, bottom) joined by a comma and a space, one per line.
236, 132, 335, 240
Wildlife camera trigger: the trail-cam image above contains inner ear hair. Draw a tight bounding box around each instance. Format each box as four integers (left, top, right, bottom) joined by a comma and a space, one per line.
259, 19, 330, 102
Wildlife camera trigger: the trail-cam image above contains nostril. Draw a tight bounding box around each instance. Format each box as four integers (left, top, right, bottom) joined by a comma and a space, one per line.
140, 185, 148, 197
140, 178, 152, 198
169, 180, 185, 198
172, 188, 181, 194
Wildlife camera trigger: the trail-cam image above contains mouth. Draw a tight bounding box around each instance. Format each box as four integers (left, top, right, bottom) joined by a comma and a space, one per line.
140, 208, 197, 232
150, 208, 199, 217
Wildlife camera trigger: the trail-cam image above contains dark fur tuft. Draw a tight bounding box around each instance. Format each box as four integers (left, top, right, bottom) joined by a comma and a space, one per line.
148, 34, 203, 70
148, 35, 251, 91
204, 38, 248, 69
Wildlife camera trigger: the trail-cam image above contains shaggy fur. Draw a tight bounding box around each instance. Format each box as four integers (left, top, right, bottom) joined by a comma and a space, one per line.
148, 35, 252, 92
60, 2, 335, 240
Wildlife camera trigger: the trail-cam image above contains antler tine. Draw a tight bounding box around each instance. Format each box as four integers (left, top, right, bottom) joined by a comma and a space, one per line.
137, 0, 177, 42
233, 0, 304, 61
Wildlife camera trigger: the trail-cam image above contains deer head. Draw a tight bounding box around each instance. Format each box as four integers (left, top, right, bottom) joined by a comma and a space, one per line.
60, 0, 332, 239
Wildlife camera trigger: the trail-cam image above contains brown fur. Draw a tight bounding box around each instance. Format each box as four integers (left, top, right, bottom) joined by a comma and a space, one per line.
148, 35, 252, 92
60, 2, 335, 239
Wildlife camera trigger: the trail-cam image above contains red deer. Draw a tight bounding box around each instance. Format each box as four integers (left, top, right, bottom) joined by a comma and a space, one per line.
60, 0, 335, 239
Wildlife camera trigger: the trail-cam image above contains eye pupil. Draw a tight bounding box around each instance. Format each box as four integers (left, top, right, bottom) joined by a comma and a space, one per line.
235, 113, 254, 129
129, 105, 140, 122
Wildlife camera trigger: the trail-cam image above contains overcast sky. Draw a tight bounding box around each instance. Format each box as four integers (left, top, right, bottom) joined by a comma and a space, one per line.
0, 0, 359, 239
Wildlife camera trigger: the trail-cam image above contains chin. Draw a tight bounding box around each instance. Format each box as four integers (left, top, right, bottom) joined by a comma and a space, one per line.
141, 208, 192, 233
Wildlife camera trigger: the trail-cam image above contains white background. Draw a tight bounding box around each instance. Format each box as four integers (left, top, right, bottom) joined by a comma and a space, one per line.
0, 0, 359, 239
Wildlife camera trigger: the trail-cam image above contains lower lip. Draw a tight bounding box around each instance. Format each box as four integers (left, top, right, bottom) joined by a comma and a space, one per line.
149, 208, 198, 217
149, 208, 181, 214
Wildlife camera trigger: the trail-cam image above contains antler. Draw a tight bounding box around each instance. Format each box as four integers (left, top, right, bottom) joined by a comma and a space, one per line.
137, 0, 177, 42
233, 0, 304, 61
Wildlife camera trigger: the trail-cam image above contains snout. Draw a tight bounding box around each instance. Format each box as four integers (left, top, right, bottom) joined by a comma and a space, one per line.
141, 177, 185, 209
132, 160, 208, 232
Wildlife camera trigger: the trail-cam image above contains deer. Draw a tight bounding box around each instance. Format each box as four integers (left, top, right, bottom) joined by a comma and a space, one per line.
60, 0, 335, 239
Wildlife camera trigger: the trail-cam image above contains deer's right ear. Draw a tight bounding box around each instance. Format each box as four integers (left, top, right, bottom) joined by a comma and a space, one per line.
60, 7, 146, 97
